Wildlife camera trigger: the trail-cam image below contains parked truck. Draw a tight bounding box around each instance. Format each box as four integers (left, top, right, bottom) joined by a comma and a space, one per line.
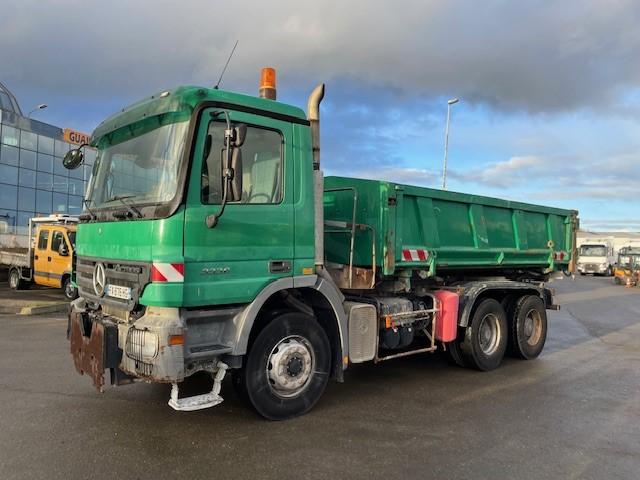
65, 70, 578, 419
576, 240, 614, 276
1, 214, 79, 299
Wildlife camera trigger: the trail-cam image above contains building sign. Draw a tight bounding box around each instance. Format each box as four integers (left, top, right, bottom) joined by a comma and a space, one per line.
63, 128, 91, 145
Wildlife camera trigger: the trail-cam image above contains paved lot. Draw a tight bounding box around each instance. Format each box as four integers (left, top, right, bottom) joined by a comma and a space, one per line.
0, 276, 638, 480
0, 281, 68, 314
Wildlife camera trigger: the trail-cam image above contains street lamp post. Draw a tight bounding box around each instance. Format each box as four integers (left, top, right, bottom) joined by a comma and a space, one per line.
442, 97, 459, 190
27, 104, 47, 118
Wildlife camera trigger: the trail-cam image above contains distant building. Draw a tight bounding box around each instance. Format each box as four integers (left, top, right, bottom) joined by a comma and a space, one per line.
0, 81, 95, 247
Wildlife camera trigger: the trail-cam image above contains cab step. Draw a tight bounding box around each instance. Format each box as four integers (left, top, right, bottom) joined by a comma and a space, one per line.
168, 361, 228, 411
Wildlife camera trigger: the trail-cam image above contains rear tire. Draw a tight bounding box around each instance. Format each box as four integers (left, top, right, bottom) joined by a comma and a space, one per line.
508, 295, 547, 360
235, 312, 331, 420
8, 268, 25, 290
614, 276, 622, 285
460, 298, 508, 371
445, 327, 470, 368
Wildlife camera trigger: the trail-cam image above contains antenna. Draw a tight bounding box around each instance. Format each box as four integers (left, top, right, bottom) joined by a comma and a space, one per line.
214, 40, 239, 90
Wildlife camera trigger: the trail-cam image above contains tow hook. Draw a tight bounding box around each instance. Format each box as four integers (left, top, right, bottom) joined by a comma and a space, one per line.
168, 361, 229, 411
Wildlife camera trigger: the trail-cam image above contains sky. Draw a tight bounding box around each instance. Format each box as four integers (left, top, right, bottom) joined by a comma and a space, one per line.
1, 0, 639, 231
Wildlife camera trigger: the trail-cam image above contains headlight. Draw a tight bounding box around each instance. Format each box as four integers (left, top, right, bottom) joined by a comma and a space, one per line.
125, 328, 159, 362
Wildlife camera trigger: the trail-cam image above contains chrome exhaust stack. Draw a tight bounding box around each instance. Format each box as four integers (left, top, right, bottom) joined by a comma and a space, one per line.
307, 84, 326, 269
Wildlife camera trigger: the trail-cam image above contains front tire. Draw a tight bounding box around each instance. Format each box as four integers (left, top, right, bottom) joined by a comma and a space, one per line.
62, 276, 78, 300
508, 295, 547, 360
460, 299, 508, 371
236, 312, 331, 420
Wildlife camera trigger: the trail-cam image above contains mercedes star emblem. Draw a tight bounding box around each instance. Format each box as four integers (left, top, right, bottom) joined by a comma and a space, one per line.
93, 263, 106, 297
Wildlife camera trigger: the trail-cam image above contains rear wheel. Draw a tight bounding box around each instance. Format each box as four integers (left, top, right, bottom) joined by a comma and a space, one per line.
508, 295, 547, 360
8, 268, 25, 290
614, 276, 622, 285
460, 299, 508, 371
235, 312, 331, 420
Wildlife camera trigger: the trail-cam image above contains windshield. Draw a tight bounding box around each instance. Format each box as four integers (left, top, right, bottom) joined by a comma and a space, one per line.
579, 245, 607, 257
86, 120, 189, 210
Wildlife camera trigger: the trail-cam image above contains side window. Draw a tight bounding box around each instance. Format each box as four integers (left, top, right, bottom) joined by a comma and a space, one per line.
51, 231, 65, 253
201, 122, 283, 205
37, 229, 49, 250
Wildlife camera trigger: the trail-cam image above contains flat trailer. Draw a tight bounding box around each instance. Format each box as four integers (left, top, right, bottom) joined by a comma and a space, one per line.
66, 70, 578, 420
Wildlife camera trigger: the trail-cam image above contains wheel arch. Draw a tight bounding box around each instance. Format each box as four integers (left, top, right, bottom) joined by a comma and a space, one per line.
231, 275, 348, 380
458, 281, 548, 327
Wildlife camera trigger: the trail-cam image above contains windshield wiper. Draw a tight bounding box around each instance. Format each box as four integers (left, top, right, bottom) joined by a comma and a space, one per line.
79, 199, 97, 221
107, 195, 143, 219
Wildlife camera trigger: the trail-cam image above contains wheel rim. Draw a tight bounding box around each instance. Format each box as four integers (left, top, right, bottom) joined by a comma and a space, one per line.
9, 271, 17, 288
523, 309, 543, 346
478, 313, 501, 355
65, 281, 74, 299
266, 335, 315, 398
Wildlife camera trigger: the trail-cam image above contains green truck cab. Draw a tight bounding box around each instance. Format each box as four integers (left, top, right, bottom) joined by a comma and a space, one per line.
67, 75, 578, 419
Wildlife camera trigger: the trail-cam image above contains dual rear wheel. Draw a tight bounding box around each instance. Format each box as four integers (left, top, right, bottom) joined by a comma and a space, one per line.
447, 295, 547, 371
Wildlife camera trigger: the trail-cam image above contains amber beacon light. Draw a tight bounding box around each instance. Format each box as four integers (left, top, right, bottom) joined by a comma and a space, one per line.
259, 67, 277, 100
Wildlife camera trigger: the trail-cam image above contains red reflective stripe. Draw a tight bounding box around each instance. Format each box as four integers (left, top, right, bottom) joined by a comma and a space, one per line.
417, 249, 427, 261
151, 264, 168, 282
171, 263, 184, 275
402, 250, 412, 261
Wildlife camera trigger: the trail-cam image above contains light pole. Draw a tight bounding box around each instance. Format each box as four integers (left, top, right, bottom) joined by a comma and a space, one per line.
27, 104, 47, 118
442, 97, 459, 190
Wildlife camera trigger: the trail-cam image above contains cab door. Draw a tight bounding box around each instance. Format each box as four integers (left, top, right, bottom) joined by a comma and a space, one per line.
49, 228, 71, 287
183, 108, 295, 307
33, 227, 55, 287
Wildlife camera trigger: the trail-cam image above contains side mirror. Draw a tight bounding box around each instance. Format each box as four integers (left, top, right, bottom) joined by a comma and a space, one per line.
58, 243, 69, 256
63, 148, 84, 170
233, 124, 247, 147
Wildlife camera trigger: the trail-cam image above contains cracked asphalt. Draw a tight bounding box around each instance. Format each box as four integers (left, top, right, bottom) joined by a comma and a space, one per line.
0, 275, 638, 480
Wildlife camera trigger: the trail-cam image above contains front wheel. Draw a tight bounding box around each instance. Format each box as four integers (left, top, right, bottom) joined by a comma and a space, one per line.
62, 276, 78, 300
236, 312, 331, 420
460, 299, 508, 371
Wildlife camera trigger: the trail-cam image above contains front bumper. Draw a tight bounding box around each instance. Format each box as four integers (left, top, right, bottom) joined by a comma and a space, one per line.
68, 300, 186, 391
577, 264, 607, 274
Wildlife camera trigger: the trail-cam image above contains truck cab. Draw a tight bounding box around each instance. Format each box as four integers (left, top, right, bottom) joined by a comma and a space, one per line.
576, 242, 614, 276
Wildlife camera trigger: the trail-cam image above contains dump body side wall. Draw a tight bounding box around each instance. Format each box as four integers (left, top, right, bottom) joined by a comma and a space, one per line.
324, 176, 576, 276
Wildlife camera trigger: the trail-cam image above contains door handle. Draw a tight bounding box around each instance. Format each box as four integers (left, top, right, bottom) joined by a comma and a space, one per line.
269, 260, 291, 273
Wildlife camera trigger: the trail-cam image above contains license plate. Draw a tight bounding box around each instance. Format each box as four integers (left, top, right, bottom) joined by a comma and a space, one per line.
107, 284, 131, 300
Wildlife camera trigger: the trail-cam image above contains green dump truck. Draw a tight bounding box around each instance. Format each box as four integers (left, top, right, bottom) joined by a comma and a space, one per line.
66, 71, 578, 419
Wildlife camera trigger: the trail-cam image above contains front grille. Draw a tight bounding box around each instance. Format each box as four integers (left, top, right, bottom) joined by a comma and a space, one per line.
77, 256, 150, 310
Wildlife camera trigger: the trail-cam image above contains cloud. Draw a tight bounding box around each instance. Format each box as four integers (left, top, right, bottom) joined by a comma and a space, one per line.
2, 0, 640, 114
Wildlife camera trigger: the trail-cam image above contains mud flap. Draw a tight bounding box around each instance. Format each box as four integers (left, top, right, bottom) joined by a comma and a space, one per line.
69, 312, 107, 392
69, 311, 130, 392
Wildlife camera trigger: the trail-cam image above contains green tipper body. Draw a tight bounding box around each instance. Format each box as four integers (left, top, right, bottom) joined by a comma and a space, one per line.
324, 176, 576, 277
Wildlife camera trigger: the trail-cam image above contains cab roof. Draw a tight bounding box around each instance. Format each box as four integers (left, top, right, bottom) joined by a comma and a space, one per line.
91, 86, 308, 144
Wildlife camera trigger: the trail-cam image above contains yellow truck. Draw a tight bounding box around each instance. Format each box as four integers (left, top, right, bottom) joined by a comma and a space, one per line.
1, 215, 79, 299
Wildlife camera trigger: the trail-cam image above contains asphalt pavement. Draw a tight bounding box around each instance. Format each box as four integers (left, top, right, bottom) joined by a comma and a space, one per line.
0, 275, 638, 480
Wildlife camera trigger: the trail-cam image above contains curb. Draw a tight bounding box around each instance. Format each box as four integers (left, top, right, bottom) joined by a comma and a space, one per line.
0, 303, 69, 315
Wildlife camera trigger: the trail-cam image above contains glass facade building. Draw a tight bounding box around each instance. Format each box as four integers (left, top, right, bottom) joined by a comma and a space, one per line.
0, 82, 94, 247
